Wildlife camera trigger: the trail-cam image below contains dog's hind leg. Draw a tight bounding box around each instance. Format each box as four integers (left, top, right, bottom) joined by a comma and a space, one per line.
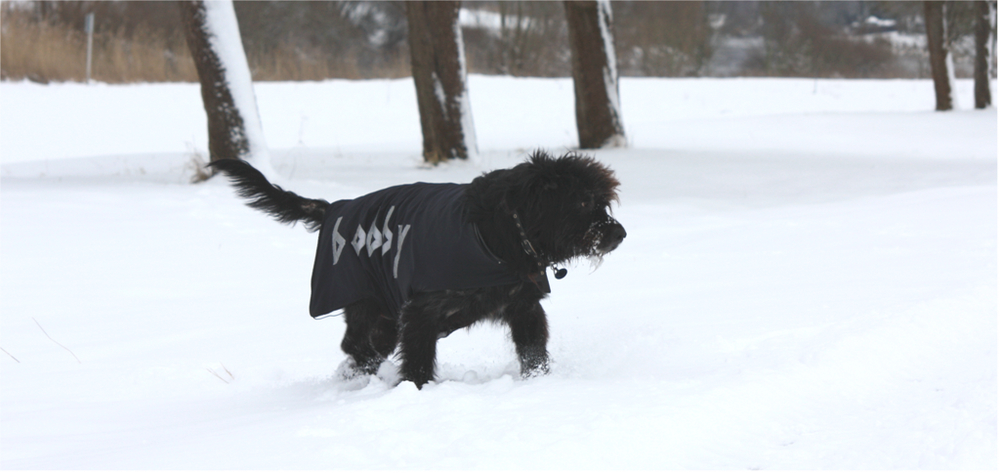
504, 298, 551, 377
340, 298, 393, 376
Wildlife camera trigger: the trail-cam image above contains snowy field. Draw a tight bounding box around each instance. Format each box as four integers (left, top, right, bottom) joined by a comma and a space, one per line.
1, 77, 996, 469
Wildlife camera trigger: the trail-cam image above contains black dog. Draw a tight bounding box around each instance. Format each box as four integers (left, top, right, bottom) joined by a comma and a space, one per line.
210, 151, 625, 388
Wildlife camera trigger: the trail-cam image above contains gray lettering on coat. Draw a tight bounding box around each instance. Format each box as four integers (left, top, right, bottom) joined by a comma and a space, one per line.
393, 224, 411, 279
381, 206, 395, 256
351, 225, 366, 255
331, 216, 346, 265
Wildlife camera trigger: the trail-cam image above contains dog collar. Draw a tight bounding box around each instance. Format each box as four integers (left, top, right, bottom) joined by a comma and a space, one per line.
527, 270, 551, 294
511, 211, 567, 291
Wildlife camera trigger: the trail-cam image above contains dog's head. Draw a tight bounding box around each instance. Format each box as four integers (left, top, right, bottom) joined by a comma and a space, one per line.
498, 151, 625, 266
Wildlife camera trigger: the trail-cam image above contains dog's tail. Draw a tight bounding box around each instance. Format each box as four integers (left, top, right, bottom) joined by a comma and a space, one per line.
209, 159, 329, 232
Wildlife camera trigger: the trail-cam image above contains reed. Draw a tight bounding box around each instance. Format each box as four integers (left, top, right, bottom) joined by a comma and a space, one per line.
1, 7, 409, 83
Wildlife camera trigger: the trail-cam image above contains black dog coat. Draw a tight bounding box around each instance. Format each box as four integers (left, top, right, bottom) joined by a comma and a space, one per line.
310, 183, 523, 318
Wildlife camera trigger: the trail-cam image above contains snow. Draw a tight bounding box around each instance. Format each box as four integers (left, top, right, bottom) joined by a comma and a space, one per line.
946, 48, 957, 109
940, 3, 957, 111
453, 15, 478, 159
458, 7, 533, 33
1, 76, 996, 469
883, 31, 928, 49
596, 0, 625, 148
863, 15, 897, 29
985, 2, 997, 86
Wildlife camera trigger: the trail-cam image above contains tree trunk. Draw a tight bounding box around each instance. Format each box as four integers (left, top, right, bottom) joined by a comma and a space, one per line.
564, 0, 625, 149
974, 0, 996, 109
924, 1, 954, 111
405, 1, 476, 164
178, 0, 275, 178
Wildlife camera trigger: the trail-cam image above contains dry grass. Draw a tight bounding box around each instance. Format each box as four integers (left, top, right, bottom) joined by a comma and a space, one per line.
2, 14, 88, 82
245, 43, 410, 82
32, 317, 81, 364
206, 364, 235, 384
1, 7, 409, 83
93, 28, 197, 83
1, 9, 196, 83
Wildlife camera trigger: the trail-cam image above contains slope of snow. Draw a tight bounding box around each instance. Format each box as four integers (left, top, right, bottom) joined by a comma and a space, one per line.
3, 77, 989, 166
0, 77, 995, 469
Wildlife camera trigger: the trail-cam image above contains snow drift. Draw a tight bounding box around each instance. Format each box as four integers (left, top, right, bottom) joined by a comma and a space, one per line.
0, 77, 995, 469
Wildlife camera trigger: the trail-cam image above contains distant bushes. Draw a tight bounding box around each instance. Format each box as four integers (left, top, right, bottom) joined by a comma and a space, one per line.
0, 1, 992, 84
746, 5, 898, 79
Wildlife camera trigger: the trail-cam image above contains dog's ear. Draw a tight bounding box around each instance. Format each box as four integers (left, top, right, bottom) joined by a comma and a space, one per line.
499, 154, 547, 213
522, 168, 561, 207
500, 184, 528, 214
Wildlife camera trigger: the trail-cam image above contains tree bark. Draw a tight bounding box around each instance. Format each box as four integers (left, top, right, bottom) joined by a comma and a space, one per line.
564, 0, 625, 149
974, 0, 996, 109
179, 0, 272, 176
405, 1, 476, 164
924, 1, 954, 111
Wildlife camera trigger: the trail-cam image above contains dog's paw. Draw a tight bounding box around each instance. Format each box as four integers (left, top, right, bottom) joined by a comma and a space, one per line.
518, 349, 551, 378
333, 359, 371, 390
335, 358, 382, 381
334, 359, 361, 380
520, 358, 551, 379
521, 364, 550, 379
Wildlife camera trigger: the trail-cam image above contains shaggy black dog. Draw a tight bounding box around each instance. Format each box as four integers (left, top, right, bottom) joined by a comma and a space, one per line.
210, 151, 625, 388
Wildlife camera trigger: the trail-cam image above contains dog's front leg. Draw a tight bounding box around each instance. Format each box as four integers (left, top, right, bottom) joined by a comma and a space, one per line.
340, 299, 396, 376
505, 299, 550, 377
398, 297, 440, 389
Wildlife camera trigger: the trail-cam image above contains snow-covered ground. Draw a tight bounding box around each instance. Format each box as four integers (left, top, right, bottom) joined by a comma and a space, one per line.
1, 77, 996, 469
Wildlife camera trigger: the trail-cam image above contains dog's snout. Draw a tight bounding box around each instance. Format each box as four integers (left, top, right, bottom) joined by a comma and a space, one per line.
600, 222, 626, 252
611, 224, 626, 243
608, 223, 628, 246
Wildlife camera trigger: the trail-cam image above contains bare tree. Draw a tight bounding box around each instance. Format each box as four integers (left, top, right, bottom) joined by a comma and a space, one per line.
405, 1, 476, 163
974, 0, 996, 109
179, 0, 275, 179
564, 0, 625, 149
924, 1, 954, 111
